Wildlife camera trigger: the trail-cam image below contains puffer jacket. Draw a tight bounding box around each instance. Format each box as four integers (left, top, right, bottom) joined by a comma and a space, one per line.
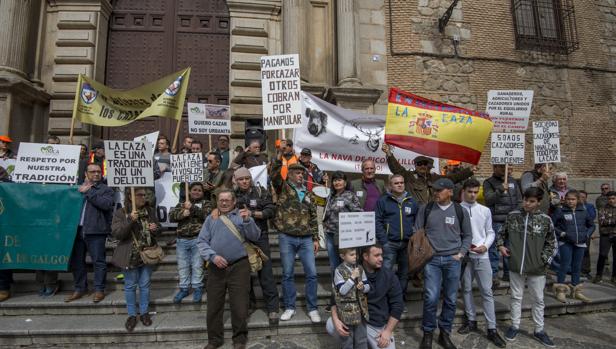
483, 174, 522, 223
169, 198, 212, 239
375, 191, 419, 244
551, 204, 595, 245
323, 190, 362, 243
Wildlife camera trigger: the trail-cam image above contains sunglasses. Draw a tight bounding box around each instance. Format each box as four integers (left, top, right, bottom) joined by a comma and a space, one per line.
416, 161, 430, 166
602, 187, 609, 190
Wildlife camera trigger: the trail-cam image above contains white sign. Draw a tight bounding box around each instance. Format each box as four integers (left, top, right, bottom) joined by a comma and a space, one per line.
133, 131, 159, 153
248, 164, 268, 189
105, 140, 154, 187
187, 103, 231, 135
294, 91, 439, 174
533, 121, 561, 163
260, 54, 302, 130
171, 153, 204, 183
490, 133, 525, 165
486, 90, 534, 132
13, 143, 81, 184
339, 212, 376, 249
0, 159, 16, 181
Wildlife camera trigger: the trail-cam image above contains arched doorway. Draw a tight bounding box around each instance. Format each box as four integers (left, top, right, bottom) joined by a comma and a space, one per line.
103, 0, 230, 149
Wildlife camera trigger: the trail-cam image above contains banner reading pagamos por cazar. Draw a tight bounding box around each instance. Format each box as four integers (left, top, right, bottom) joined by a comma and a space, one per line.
72, 68, 191, 127
293, 92, 438, 174
385, 88, 493, 165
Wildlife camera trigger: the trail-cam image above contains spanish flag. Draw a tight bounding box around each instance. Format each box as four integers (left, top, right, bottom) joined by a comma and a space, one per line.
385, 88, 493, 165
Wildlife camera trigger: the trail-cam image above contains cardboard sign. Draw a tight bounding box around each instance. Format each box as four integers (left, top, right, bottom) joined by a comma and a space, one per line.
486, 90, 534, 132
533, 121, 561, 163
105, 140, 154, 187
260, 54, 302, 130
171, 153, 204, 183
0, 159, 16, 181
490, 133, 525, 165
133, 131, 159, 153
13, 143, 81, 184
339, 212, 376, 249
187, 103, 231, 135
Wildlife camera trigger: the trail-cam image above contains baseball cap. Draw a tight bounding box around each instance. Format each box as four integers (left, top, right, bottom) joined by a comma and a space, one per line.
432, 178, 454, 190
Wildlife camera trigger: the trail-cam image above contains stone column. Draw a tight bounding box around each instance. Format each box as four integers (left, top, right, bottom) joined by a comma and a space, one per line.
0, 0, 33, 78
282, 0, 303, 55
336, 0, 361, 86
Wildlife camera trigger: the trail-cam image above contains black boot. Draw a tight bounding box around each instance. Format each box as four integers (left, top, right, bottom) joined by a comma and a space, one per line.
487, 329, 507, 348
438, 331, 457, 349
457, 320, 478, 334
420, 331, 433, 349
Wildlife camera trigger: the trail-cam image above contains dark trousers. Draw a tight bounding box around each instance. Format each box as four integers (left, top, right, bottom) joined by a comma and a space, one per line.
0, 269, 13, 291
35, 271, 59, 289
207, 257, 250, 346
597, 235, 616, 278
582, 245, 591, 275
249, 233, 280, 313
69, 231, 107, 292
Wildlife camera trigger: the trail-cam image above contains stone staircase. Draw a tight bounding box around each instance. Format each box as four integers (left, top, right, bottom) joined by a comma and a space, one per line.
2, 229, 616, 348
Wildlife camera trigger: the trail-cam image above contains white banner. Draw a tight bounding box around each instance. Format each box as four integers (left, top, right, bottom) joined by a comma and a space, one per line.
339, 212, 376, 249
105, 140, 154, 187
260, 54, 302, 130
0, 159, 16, 181
294, 92, 439, 174
533, 121, 561, 163
490, 133, 525, 165
486, 90, 534, 132
171, 153, 204, 183
133, 131, 159, 153
187, 103, 231, 135
248, 164, 268, 189
13, 143, 81, 184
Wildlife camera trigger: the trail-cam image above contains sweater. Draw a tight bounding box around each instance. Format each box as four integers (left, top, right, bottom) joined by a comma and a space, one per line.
460, 201, 495, 259
415, 202, 472, 256
364, 266, 404, 328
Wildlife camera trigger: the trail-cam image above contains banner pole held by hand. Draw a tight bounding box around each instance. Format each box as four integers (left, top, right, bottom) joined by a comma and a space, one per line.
172, 119, 181, 153
208, 134, 212, 152
185, 182, 189, 202
504, 163, 509, 192
130, 187, 136, 212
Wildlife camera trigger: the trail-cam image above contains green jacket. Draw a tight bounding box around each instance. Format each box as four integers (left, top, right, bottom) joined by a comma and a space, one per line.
350, 178, 386, 209
498, 210, 557, 276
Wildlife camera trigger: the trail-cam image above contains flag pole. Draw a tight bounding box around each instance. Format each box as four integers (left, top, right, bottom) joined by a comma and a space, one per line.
504, 163, 509, 192
172, 118, 181, 153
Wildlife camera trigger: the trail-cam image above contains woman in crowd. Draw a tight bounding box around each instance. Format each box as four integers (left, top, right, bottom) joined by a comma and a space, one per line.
169, 182, 211, 304
551, 190, 595, 303
111, 187, 162, 332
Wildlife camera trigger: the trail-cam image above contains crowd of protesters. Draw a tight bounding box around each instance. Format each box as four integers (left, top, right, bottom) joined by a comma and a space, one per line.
0, 133, 615, 349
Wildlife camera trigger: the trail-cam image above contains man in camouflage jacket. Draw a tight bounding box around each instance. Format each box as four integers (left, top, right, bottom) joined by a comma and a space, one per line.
595, 191, 616, 283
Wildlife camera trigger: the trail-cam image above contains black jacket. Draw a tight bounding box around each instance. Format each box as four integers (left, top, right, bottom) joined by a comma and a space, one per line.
483, 174, 522, 224
365, 266, 404, 328
81, 182, 114, 235
234, 185, 276, 233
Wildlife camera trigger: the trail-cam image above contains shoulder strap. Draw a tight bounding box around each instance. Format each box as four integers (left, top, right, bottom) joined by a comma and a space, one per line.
220, 215, 244, 243
423, 201, 434, 229
454, 202, 465, 225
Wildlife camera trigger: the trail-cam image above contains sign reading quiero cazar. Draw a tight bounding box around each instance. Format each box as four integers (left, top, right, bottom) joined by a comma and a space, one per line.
187, 103, 231, 135
260, 54, 302, 130
13, 143, 81, 184
104, 141, 154, 187
72, 68, 191, 127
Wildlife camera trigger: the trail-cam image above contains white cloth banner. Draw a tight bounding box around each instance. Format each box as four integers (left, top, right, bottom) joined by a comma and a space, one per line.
13, 143, 81, 184
249, 164, 268, 189
294, 92, 438, 174
133, 131, 159, 153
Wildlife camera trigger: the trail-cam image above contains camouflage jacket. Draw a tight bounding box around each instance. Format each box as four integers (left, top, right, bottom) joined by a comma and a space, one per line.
598, 204, 616, 236
169, 199, 212, 239
498, 210, 557, 276
323, 190, 363, 241
334, 263, 369, 326
271, 160, 318, 240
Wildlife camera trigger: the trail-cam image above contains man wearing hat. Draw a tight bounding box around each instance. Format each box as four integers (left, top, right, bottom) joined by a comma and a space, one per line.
414, 178, 472, 349
299, 148, 324, 191
0, 135, 15, 159
271, 160, 320, 323
382, 144, 474, 205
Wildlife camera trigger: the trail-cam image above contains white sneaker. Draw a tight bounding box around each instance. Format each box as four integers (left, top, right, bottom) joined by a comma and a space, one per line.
308, 310, 321, 323
280, 309, 296, 321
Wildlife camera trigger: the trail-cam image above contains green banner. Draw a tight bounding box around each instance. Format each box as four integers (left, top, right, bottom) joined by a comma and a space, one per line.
0, 183, 82, 270
72, 67, 191, 127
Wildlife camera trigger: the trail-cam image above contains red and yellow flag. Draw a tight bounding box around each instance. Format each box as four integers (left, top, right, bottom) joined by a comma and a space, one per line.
385, 88, 493, 165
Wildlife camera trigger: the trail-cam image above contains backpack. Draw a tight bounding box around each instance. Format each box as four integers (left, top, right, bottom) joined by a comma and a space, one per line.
408, 202, 465, 275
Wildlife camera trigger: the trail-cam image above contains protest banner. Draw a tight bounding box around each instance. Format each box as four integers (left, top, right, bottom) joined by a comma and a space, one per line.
13, 143, 81, 184
0, 183, 82, 270
134, 131, 159, 153
0, 159, 16, 181
338, 212, 376, 249
294, 92, 438, 174
490, 133, 525, 165
188, 103, 231, 135
171, 152, 204, 198
104, 140, 154, 187
386, 88, 493, 165
533, 121, 561, 163
486, 90, 534, 132
260, 54, 302, 130
248, 164, 268, 189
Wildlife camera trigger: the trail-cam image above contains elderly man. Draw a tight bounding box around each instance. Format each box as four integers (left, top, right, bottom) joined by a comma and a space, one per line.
230, 139, 268, 170
350, 159, 386, 212
233, 167, 280, 325
65, 163, 114, 303
549, 172, 573, 209
198, 190, 261, 349
271, 158, 320, 323
298, 148, 324, 191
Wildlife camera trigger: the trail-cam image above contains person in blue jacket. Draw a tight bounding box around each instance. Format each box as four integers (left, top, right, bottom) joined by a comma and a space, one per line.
551, 190, 595, 303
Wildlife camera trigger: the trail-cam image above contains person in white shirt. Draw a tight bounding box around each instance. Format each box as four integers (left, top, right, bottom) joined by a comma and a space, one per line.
457, 179, 506, 348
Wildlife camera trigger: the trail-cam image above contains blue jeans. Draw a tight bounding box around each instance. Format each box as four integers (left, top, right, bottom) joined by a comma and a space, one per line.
279, 233, 317, 311
176, 238, 204, 289
124, 265, 153, 316
326, 233, 342, 276
557, 242, 585, 285
422, 255, 461, 333
383, 240, 409, 296
70, 231, 107, 292
489, 223, 509, 278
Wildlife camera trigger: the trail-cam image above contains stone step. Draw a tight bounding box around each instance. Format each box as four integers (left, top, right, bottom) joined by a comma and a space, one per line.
1, 283, 615, 348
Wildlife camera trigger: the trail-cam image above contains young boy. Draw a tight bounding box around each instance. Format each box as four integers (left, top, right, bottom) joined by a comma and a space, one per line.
333, 248, 371, 349
595, 191, 616, 284
498, 187, 557, 347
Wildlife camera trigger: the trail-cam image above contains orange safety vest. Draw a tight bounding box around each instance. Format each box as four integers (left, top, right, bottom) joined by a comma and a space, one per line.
89, 152, 106, 177
280, 154, 298, 181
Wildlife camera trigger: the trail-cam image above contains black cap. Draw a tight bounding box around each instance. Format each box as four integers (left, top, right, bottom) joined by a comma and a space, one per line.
92, 141, 105, 150
432, 178, 454, 190
414, 155, 434, 167
300, 148, 312, 156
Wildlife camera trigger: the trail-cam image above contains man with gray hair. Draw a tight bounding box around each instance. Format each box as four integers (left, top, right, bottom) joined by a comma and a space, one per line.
549, 172, 573, 210
230, 139, 268, 169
